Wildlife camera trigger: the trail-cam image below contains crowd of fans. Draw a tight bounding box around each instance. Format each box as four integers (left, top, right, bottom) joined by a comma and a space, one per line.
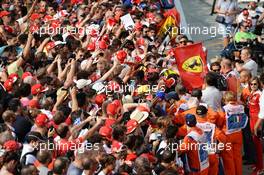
0, 0, 263, 175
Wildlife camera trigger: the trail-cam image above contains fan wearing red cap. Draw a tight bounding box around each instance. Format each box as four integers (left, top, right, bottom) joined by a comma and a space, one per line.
95, 94, 107, 107
107, 100, 122, 116
99, 126, 113, 154
31, 84, 49, 100
116, 50, 127, 64
0, 11, 11, 27
4, 140, 22, 152
32, 113, 49, 136
126, 119, 139, 134
3, 73, 19, 92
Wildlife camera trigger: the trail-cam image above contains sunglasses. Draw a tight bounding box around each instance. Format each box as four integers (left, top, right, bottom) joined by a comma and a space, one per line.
250, 83, 258, 86
212, 69, 220, 72
179, 40, 187, 43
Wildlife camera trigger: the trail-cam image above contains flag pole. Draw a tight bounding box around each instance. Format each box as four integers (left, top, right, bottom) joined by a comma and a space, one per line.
174, 0, 192, 40
211, 0, 217, 15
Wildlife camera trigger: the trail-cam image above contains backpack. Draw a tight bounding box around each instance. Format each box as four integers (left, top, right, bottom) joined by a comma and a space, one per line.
215, 74, 228, 91
20, 149, 38, 167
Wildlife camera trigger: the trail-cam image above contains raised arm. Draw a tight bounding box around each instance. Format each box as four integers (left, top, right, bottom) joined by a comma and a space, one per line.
16, 32, 34, 68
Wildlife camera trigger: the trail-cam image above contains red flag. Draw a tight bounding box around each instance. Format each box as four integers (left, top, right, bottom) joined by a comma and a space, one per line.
173, 42, 208, 91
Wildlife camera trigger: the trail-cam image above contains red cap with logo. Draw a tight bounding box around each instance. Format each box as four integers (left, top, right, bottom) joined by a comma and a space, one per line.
4, 79, 13, 92
8, 73, 19, 83
31, 84, 48, 95
126, 119, 138, 134
35, 113, 49, 127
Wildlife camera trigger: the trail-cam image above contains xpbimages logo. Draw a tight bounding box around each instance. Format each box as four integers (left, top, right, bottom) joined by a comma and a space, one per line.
165, 142, 232, 153
36, 141, 100, 153
105, 84, 166, 95
164, 24, 232, 38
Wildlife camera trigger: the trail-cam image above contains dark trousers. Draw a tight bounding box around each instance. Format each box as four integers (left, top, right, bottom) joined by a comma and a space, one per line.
242, 107, 257, 163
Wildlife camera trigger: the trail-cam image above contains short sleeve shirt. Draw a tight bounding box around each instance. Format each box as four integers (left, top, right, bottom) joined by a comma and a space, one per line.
216, 0, 238, 24
242, 59, 258, 77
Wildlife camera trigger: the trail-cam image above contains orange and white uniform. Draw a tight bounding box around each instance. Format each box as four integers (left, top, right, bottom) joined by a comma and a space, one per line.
195, 115, 227, 175
219, 102, 248, 175
174, 107, 223, 137
178, 127, 209, 175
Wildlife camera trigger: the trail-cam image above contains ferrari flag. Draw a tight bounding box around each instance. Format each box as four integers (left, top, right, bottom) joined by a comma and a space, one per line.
173, 42, 208, 91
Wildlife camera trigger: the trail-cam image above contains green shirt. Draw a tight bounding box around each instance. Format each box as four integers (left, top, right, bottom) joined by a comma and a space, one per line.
234, 31, 256, 43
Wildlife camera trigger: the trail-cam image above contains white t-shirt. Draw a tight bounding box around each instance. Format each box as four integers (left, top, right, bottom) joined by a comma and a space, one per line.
243, 59, 258, 77
202, 86, 223, 111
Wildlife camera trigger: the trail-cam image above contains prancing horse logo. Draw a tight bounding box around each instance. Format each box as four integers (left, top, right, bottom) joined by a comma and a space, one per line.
182, 56, 203, 73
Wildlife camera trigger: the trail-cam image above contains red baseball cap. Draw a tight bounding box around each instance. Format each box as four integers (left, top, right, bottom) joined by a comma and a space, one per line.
28, 99, 40, 109
4, 140, 22, 151
22, 72, 33, 80
126, 119, 138, 134
0, 11, 10, 18
95, 94, 107, 106
30, 13, 41, 21
35, 113, 49, 127
31, 84, 48, 95
116, 50, 127, 63
105, 118, 117, 127
8, 73, 19, 83
99, 126, 112, 141
4, 79, 13, 92
106, 103, 118, 116
99, 40, 108, 50
87, 42, 96, 51
46, 41, 55, 51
